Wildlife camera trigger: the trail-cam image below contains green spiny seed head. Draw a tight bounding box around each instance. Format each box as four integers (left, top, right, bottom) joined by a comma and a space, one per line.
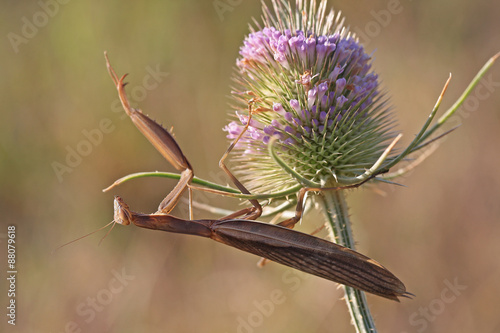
224, 0, 397, 194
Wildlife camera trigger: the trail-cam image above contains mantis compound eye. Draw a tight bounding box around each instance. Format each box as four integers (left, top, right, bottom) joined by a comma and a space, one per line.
113, 196, 132, 226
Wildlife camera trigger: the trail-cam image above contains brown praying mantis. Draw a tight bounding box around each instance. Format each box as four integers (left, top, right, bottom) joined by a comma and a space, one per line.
104, 53, 411, 301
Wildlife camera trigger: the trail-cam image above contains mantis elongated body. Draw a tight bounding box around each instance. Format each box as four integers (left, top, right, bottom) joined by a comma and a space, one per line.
113, 196, 408, 301
105, 53, 411, 301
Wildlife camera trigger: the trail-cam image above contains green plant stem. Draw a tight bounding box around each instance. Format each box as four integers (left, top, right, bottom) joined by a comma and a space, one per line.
317, 190, 377, 333
103, 171, 302, 200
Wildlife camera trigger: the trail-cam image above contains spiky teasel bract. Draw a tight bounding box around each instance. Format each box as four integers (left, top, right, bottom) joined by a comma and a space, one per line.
224, 0, 398, 194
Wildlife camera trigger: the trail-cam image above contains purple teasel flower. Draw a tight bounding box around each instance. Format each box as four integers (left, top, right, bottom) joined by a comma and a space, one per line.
224, 1, 395, 194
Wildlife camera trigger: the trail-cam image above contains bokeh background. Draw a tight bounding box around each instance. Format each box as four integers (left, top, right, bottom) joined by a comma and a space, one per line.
1, 0, 499, 332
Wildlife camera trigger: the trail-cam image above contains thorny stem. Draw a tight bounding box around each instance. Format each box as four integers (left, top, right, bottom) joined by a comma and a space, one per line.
317, 189, 377, 333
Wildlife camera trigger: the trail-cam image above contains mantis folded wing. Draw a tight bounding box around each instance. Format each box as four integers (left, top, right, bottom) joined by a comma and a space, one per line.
114, 196, 410, 301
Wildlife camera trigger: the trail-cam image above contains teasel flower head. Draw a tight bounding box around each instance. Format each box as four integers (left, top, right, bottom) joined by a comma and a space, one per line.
224, 0, 398, 193
218, 1, 498, 331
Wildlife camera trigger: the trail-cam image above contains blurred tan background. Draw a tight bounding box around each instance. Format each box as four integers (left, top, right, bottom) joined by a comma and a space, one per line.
1, 0, 499, 332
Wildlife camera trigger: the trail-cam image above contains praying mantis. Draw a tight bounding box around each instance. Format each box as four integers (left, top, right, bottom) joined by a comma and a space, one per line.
104, 53, 411, 301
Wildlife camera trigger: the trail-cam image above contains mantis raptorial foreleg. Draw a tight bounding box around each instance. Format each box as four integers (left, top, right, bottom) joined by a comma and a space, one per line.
107, 54, 266, 220
106, 53, 193, 215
